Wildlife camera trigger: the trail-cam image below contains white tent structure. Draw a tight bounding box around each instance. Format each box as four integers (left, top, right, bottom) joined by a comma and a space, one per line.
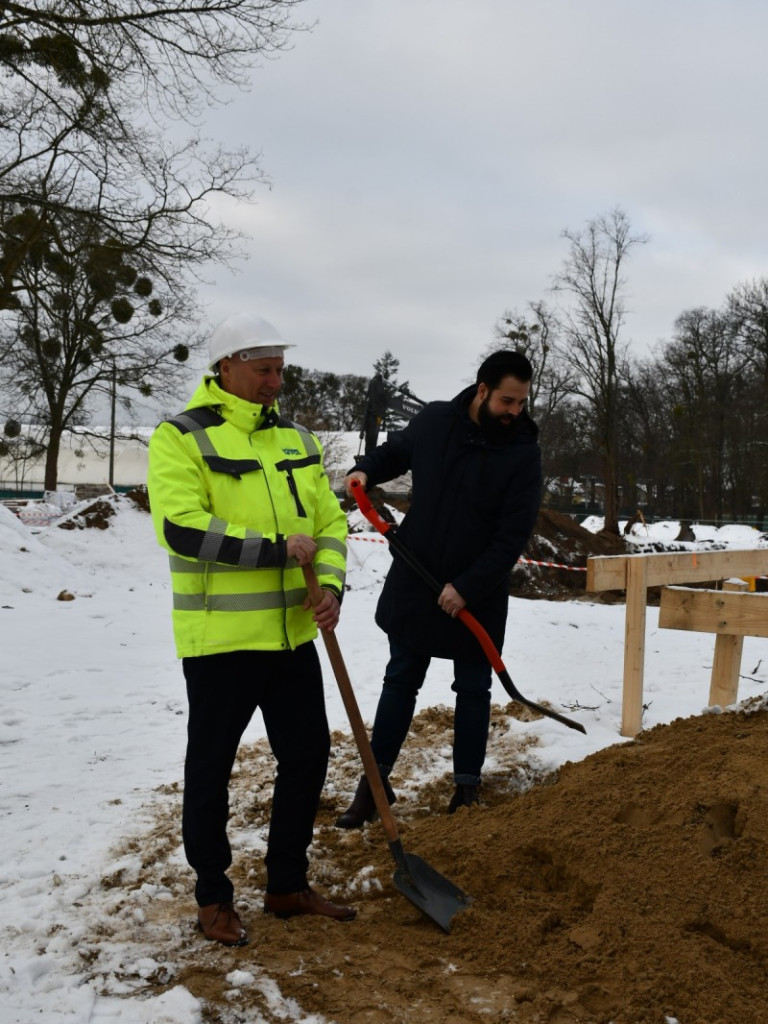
0, 428, 409, 497
0, 428, 152, 495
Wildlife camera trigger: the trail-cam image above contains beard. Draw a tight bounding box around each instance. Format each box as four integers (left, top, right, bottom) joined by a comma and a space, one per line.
477, 395, 517, 443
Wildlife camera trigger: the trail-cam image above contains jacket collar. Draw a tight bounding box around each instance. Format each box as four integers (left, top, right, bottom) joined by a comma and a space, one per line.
186, 375, 280, 433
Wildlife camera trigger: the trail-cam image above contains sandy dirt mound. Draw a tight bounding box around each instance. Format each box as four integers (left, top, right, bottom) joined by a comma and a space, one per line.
80, 698, 768, 1023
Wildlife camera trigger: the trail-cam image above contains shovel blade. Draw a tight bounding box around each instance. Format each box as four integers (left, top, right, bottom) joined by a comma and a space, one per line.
393, 852, 471, 933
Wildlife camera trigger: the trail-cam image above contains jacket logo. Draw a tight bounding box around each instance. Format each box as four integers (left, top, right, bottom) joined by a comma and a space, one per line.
282, 448, 300, 455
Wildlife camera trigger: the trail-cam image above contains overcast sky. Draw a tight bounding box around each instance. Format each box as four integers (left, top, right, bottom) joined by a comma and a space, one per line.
189, 0, 768, 405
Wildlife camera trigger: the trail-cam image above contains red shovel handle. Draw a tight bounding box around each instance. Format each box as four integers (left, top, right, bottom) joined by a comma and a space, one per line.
350, 478, 391, 534
348, 476, 586, 735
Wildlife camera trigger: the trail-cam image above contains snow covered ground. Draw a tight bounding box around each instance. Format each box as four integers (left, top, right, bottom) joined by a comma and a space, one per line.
1, 497, 767, 1023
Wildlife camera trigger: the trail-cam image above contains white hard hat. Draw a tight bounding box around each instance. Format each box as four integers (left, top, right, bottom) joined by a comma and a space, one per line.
208, 313, 294, 371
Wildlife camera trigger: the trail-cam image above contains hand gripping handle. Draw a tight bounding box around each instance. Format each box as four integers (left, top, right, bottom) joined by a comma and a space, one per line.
348, 478, 586, 735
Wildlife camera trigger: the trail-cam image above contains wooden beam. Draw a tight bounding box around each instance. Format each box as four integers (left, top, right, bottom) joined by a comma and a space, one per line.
708, 580, 749, 708
621, 555, 648, 737
588, 549, 768, 593
658, 587, 768, 637
586, 554, 628, 592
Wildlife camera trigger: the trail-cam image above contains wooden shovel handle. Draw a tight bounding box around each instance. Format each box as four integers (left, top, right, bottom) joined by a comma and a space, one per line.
302, 564, 399, 843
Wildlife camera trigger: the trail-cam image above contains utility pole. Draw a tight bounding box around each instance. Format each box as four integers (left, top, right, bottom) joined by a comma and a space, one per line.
109, 360, 116, 488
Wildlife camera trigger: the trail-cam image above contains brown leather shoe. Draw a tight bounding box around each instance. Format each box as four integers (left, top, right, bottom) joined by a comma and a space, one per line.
264, 887, 356, 922
197, 902, 248, 946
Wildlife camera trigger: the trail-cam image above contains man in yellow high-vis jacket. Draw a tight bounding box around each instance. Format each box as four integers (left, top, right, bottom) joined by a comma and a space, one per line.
148, 313, 354, 947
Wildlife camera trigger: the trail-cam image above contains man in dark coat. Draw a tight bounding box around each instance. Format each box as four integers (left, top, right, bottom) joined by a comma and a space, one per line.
337, 350, 542, 824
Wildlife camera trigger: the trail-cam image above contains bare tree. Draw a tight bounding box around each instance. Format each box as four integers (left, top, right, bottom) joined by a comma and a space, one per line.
0, 2, 305, 489
492, 300, 576, 424
2, 126, 258, 305
552, 207, 647, 534
661, 307, 751, 521
620, 357, 676, 516
0, 156, 250, 488
485, 301, 577, 503
0, 2, 305, 116
0, 1, 302, 303
725, 279, 768, 520
727, 278, 768, 384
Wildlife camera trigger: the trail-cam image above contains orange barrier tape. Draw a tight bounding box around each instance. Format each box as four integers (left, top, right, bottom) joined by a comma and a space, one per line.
519, 557, 586, 573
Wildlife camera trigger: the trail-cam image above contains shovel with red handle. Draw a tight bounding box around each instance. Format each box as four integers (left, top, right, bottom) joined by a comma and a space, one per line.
349, 478, 586, 736
302, 564, 471, 933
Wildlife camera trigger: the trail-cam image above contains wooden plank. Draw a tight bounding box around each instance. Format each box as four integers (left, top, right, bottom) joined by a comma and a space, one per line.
588, 549, 768, 593
709, 635, 743, 707
586, 555, 628, 592
708, 580, 748, 708
621, 556, 648, 738
659, 587, 768, 637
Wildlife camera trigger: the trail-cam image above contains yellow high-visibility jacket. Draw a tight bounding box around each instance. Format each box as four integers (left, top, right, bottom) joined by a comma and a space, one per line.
147, 376, 347, 658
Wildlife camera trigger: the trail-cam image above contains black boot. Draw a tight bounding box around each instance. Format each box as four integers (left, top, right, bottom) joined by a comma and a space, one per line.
335, 772, 396, 829
448, 783, 480, 814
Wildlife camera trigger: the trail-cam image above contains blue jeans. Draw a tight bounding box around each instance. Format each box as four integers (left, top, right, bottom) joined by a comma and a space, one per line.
370, 640, 492, 785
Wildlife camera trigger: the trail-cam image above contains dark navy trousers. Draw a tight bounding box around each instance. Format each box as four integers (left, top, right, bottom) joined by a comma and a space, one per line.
182, 643, 330, 906
370, 639, 492, 785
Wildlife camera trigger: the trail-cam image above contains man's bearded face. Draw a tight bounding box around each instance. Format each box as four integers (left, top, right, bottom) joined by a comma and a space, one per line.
477, 392, 518, 441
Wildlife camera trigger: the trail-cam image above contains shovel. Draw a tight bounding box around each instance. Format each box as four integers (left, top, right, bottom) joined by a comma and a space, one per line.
302, 564, 471, 933
350, 479, 586, 735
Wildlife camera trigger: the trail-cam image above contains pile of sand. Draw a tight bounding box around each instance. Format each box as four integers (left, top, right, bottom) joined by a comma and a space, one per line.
92, 699, 768, 1024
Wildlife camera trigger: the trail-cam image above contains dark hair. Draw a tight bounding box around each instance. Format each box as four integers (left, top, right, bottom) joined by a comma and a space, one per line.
476, 350, 533, 390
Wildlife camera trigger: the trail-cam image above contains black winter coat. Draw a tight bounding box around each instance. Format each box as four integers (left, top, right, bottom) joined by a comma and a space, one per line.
353, 386, 542, 661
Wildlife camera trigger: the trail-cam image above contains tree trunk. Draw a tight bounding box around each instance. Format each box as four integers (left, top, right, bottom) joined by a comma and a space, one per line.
603, 449, 620, 535
44, 427, 61, 492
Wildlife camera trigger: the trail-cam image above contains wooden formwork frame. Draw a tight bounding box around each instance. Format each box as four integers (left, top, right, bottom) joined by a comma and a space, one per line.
659, 581, 768, 709
586, 549, 768, 737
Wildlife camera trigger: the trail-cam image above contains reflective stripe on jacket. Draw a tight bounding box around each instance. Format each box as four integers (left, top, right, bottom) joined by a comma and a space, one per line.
147, 376, 347, 658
